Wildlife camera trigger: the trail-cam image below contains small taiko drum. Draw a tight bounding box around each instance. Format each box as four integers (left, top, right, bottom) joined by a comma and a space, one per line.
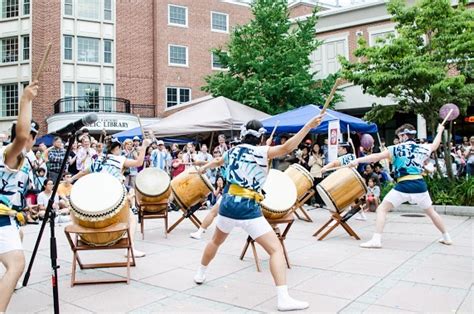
261, 169, 297, 219
70, 173, 130, 246
170, 166, 214, 209
317, 167, 367, 213
135, 168, 171, 212
284, 164, 314, 199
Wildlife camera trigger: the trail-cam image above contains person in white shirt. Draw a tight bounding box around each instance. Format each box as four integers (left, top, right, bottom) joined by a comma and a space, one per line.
150, 140, 171, 173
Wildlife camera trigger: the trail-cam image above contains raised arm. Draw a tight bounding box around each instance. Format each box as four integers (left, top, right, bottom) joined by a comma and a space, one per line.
268, 114, 324, 160
124, 139, 151, 168
4, 81, 38, 169
430, 124, 445, 152
198, 157, 224, 174
350, 150, 390, 167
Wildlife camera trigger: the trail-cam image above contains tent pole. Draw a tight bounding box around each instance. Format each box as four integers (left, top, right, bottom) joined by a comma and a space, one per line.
209, 132, 215, 152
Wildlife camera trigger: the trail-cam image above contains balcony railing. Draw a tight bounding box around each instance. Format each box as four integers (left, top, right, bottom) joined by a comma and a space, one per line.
53, 97, 156, 117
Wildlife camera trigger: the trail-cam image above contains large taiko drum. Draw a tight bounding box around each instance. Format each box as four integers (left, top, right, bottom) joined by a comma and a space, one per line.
261, 169, 297, 219
317, 167, 367, 213
135, 168, 171, 212
170, 166, 214, 209
284, 164, 314, 199
70, 173, 130, 246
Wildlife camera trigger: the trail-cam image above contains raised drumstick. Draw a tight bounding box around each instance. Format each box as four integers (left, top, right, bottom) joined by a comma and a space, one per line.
321, 78, 342, 114
269, 120, 280, 140
441, 109, 454, 127
34, 43, 52, 81
137, 114, 146, 139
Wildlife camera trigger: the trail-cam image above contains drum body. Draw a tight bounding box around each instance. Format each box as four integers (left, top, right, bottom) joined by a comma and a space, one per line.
70, 173, 129, 246
261, 169, 297, 219
135, 168, 171, 212
285, 164, 314, 199
317, 167, 367, 213
170, 167, 214, 209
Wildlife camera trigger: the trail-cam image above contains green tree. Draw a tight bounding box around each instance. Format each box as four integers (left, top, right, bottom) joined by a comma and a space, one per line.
340, 0, 473, 179
202, 0, 342, 115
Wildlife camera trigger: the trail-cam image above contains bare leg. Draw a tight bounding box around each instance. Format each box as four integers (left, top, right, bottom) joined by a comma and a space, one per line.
190, 203, 218, 239
128, 211, 145, 257
194, 227, 229, 284
255, 231, 309, 311
423, 206, 452, 245
0, 250, 25, 312
360, 200, 394, 248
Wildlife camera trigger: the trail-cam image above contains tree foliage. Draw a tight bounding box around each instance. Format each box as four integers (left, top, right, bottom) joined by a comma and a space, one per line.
202, 0, 342, 115
340, 0, 473, 128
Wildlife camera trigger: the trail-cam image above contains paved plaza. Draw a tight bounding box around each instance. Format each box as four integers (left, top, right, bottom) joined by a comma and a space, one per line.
4, 208, 473, 313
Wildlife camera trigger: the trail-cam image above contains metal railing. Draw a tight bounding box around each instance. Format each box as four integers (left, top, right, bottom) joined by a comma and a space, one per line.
53, 97, 156, 117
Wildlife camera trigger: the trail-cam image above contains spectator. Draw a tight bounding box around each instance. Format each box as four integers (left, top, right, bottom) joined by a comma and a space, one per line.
208, 176, 225, 207
142, 146, 153, 169
122, 138, 138, 188
296, 144, 310, 171
374, 163, 392, 184
170, 143, 180, 159
132, 136, 141, 149
363, 164, 381, 187
208, 149, 223, 185
150, 140, 171, 172
37, 179, 69, 220
171, 150, 186, 178
47, 137, 66, 182
363, 177, 380, 213
216, 134, 228, 155
462, 136, 470, 151
308, 143, 324, 207
273, 134, 296, 171
321, 138, 329, 165
76, 135, 96, 172
183, 142, 197, 169
57, 172, 73, 210
464, 136, 474, 176
67, 142, 79, 175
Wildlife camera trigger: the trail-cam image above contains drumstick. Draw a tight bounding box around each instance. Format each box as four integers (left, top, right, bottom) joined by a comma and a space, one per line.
34, 42, 52, 81
320, 78, 342, 115
441, 109, 453, 127
325, 164, 349, 172
137, 114, 146, 139
269, 120, 280, 140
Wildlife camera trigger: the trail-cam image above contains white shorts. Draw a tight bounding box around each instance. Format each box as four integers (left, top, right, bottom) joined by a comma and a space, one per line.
383, 189, 433, 210
0, 221, 23, 255
216, 215, 272, 240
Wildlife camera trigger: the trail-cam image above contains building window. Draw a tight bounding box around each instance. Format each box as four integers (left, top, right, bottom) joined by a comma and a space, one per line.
211, 12, 228, 32
63, 82, 74, 112
168, 4, 187, 27
1, 0, 19, 18
64, 0, 73, 16
369, 30, 395, 47
103, 84, 114, 111
77, 0, 99, 20
22, 35, 29, 61
311, 38, 347, 79
1, 37, 18, 63
0, 84, 18, 117
64, 35, 73, 60
166, 87, 190, 108
23, 0, 29, 15
212, 52, 227, 70
103, 39, 112, 64
169, 45, 187, 66
104, 0, 112, 21
77, 37, 99, 63
77, 82, 100, 111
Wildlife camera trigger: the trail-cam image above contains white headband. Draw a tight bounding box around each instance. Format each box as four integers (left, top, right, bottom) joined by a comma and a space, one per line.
398, 129, 417, 135
240, 125, 266, 139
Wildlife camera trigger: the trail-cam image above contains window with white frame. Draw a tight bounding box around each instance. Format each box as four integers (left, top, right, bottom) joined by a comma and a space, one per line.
169, 45, 187, 66
211, 12, 228, 32
77, 82, 100, 111
1, 37, 18, 63
23, 0, 29, 15
77, 0, 100, 20
64, 35, 73, 60
310, 38, 347, 79
1, 0, 19, 18
168, 5, 187, 26
166, 87, 190, 108
104, 0, 112, 21
64, 0, 73, 16
369, 29, 395, 47
63, 82, 74, 112
22, 35, 29, 61
0, 83, 18, 117
103, 84, 114, 111
211, 51, 225, 70
78, 37, 99, 63
104, 39, 112, 64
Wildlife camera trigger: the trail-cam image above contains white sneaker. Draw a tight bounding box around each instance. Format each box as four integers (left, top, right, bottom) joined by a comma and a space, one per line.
355, 215, 367, 221
194, 272, 206, 284
360, 239, 382, 249
126, 249, 145, 258
438, 239, 452, 245
15, 281, 23, 290
277, 298, 309, 311
190, 231, 202, 240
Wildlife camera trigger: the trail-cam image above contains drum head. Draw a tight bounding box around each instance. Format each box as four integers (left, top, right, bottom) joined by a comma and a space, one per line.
71, 173, 124, 216
135, 168, 170, 196
261, 169, 297, 211
316, 184, 337, 212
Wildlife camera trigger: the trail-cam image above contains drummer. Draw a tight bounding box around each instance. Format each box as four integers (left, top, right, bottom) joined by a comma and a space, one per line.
73, 137, 151, 257
194, 114, 324, 312
321, 142, 355, 172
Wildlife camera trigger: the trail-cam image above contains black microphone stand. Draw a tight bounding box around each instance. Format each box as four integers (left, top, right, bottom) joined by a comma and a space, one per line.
23, 132, 76, 314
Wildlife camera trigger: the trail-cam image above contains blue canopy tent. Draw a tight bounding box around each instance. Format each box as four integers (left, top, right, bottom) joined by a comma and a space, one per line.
113, 127, 192, 144
260, 104, 378, 134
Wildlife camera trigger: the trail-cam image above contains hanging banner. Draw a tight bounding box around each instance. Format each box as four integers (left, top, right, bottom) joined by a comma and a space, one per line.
327, 119, 339, 163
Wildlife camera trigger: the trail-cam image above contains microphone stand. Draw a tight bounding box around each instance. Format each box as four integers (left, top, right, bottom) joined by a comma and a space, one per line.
23, 132, 76, 314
